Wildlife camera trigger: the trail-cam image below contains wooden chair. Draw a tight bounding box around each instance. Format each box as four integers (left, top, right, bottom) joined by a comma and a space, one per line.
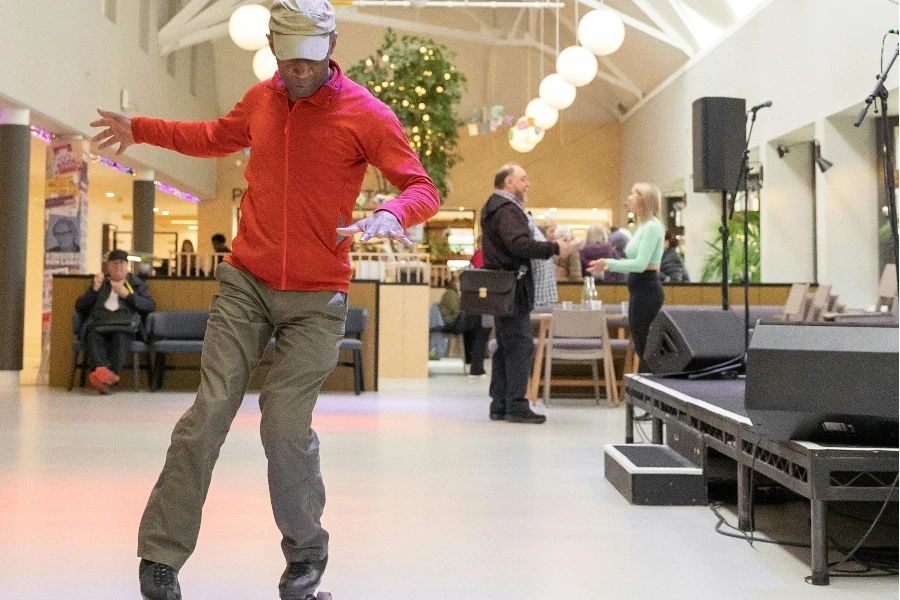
877, 264, 897, 312
780, 283, 810, 321
805, 285, 832, 321
543, 307, 618, 406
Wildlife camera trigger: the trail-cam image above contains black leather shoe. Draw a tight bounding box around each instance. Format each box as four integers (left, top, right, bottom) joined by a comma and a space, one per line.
139, 559, 181, 600
505, 402, 547, 424
280, 555, 328, 599
489, 412, 505, 421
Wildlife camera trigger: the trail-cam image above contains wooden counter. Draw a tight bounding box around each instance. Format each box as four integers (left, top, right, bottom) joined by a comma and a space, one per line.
49, 276, 385, 392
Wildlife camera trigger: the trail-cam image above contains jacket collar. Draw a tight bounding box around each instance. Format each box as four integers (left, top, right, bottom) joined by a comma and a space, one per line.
266, 60, 344, 107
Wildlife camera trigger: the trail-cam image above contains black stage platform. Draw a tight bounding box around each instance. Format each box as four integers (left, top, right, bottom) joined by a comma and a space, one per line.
623, 374, 899, 585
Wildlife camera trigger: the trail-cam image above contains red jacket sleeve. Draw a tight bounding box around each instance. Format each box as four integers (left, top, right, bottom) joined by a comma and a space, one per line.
131, 87, 257, 158
360, 105, 440, 228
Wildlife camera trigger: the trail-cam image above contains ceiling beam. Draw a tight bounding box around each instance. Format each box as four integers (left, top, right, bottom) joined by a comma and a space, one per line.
161, 22, 230, 54
158, 0, 221, 42
576, 0, 694, 57
332, 8, 516, 47
597, 57, 643, 100
630, 0, 699, 55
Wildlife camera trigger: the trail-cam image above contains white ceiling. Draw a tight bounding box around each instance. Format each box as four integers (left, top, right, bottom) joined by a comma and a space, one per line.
166, 0, 769, 122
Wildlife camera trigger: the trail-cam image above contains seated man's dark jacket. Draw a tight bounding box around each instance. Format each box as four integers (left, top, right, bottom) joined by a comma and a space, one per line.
75, 274, 157, 337
480, 193, 559, 314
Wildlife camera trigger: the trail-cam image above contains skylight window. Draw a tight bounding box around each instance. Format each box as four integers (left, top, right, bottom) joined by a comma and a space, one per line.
669, 0, 723, 49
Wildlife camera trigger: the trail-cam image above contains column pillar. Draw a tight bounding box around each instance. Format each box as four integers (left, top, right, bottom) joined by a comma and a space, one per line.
0, 108, 31, 386
133, 169, 155, 255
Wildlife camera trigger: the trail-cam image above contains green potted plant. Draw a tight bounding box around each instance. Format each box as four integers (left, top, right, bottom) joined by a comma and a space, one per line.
700, 211, 761, 283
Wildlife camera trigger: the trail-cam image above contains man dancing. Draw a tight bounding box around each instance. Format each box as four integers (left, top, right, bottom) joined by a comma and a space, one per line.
91, 1, 438, 598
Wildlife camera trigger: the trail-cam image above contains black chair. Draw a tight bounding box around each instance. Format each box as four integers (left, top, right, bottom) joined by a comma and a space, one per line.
148, 311, 209, 390
68, 312, 152, 392
338, 307, 368, 395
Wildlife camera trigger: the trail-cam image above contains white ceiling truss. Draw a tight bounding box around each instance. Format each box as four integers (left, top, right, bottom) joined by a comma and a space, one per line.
159, 0, 767, 117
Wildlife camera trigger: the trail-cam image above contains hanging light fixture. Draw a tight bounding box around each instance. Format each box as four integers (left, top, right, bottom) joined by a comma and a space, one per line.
229, 4, 271, 51
539, 74, 576, 110
511, 116, 545, 148
556, 46, 598, 87
509, 135, 536, 153
253, 46, 278, 81
578, 9, 625, 56
525, 98, 559, 130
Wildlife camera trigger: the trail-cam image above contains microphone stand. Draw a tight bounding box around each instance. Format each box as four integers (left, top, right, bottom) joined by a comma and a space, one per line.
856, 44, 899, 291
736, 108, 760, 352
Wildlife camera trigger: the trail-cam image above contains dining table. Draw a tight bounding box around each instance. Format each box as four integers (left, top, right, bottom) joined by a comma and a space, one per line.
526, 303, 632, 404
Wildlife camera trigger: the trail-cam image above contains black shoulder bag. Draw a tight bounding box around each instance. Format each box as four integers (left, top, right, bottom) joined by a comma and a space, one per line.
459, 265, 527, 316
91, 281, 141, 335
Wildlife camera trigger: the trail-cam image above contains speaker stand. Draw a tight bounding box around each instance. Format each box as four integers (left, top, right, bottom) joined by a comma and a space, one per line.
720, 189, 730, 311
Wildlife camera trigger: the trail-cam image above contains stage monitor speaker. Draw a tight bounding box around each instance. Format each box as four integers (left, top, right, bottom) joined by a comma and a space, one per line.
746, 321, 899, 446
692, 97, 747, 192
644, 308, 745, 374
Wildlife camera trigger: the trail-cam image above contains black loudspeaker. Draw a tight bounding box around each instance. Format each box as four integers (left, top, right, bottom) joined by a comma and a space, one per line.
746, 321, 899, 446
692, 97, 747, 192
644, 308, 745, 373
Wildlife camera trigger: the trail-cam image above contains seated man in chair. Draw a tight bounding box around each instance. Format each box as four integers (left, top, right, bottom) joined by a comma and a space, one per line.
75, 249, 156, 393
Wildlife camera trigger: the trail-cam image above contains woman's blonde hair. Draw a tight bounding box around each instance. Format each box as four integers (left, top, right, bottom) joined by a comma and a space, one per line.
631, 182, 661, 222
585, 224, 608, 244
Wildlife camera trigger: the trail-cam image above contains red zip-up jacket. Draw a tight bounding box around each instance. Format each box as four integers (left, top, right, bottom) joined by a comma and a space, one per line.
132, 61, 439, 293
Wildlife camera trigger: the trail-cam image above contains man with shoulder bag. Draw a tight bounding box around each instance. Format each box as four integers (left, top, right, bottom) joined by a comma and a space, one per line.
75, 249, 156, 394
464, 163, 567, 423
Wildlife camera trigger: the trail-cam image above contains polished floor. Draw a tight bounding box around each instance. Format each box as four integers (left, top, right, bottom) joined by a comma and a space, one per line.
0, 361, 896, 600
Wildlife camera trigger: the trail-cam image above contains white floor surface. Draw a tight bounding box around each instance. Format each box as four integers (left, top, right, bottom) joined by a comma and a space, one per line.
0, 359, 896, 600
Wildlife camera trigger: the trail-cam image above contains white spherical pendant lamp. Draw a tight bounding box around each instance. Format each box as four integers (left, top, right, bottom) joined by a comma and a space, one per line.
253, 46, 278, 81
525, 98, 559, 130
509, 136, 536, 153
578, 9, 625, 56
511, 117, 545, 147
556, 46, 598, 87
539, 74, 576, 110
229, 4, 271, 51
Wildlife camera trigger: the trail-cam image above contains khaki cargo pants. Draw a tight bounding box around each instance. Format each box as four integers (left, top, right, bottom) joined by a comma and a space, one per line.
137, 262, 346, 569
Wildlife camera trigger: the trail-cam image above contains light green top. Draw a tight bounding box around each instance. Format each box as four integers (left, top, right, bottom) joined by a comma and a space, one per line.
606, 217, 665, 273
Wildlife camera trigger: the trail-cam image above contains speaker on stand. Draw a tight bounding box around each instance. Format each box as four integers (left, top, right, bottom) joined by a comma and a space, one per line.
692, 97, 747, 311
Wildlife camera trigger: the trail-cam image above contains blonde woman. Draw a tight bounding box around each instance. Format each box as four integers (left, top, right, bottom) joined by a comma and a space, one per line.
587, 183, 665, 369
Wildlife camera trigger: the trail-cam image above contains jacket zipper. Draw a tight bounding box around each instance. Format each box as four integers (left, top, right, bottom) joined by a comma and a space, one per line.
282, 97, 293, 289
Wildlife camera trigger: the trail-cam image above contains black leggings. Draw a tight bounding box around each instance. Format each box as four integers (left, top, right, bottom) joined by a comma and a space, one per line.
628, 271, 665, 371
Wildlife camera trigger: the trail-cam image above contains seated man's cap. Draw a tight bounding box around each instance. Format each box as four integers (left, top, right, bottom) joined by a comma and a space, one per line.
269, 0, 336, 61
108, 249, 129, 262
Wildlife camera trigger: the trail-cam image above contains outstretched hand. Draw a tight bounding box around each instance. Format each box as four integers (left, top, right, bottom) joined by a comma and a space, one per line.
90, 108, 135, 155
586, 258, 608, 275
337, 210, 412, 247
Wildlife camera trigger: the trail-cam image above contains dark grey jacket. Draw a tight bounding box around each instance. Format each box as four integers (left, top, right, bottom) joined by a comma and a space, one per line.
480, 193, 558, 313
75, 273, 157, 335
659, 248, 690, 283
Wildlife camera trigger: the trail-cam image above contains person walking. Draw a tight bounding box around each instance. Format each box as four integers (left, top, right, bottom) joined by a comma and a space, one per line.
91, 1, 439, 598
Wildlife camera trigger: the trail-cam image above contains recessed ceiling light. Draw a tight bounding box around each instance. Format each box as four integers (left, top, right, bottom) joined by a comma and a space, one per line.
187, 225, 199, 231
161, 210, 170, 216
153, 207, 159, 212
549, 208, 558, 213
105, 192, 115, 198
592, 208, 599, 212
